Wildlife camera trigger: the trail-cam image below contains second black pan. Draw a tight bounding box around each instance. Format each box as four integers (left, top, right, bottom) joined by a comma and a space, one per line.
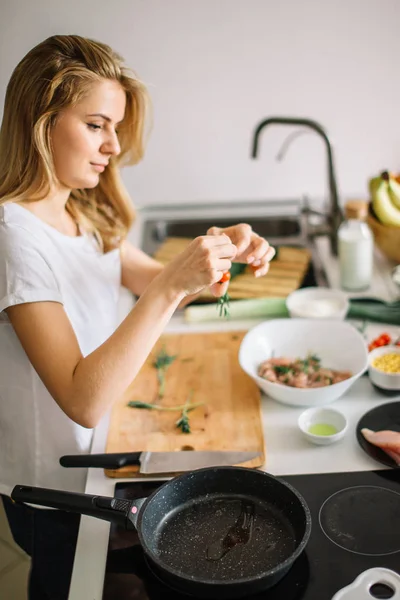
12, 466, 312, 599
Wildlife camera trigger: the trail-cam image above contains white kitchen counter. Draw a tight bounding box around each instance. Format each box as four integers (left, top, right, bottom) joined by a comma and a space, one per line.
68, 227, 400, 600
68, 319, 400, 600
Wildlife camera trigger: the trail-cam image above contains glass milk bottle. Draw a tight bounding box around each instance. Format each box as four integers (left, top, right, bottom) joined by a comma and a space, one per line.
338, 200, 374, 291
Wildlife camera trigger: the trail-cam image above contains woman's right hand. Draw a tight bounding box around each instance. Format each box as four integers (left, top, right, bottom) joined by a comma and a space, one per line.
162, 234, 237, 298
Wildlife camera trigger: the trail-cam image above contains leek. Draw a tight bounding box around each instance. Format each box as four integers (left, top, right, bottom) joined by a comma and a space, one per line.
184, 296, 400, 325
184, 297, 289, 323
348, 299, 400, 325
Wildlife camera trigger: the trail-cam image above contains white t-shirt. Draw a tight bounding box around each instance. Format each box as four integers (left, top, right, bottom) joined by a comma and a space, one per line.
0, 203, 121, 497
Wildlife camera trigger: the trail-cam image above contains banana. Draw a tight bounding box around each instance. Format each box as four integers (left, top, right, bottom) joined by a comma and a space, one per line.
368, 175, 382, 198
372, 179, 400, 226
388, 176, 400, 210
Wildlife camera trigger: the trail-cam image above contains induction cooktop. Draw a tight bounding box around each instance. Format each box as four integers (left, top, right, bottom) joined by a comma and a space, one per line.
101, 468, 400, 600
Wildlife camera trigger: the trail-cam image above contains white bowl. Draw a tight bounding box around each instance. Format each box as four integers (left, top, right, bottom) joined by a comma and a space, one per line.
392, 264, 400, 288
298, 407, 348, 445
238, 319, 368, 407
368, 345, 400, 391
286, 287, 349, 320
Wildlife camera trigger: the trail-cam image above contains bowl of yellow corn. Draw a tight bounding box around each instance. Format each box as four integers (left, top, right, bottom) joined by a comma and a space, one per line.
368, 346, 400, 391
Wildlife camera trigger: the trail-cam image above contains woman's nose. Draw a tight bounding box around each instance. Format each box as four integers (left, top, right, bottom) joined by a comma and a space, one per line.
102, 130, 121, 157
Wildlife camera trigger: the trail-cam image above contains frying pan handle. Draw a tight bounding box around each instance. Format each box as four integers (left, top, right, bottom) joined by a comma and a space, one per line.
128, 498, 147, 529
11, 485, 141, 530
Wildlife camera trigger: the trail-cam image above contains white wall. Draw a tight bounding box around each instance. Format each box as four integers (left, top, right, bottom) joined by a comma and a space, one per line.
1, 0, 400, 208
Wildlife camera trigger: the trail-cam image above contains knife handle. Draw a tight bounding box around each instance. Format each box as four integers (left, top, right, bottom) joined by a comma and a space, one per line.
59, 452, 142, 469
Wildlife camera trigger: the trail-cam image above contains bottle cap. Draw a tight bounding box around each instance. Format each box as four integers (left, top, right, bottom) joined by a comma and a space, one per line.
344, 200, 368, 220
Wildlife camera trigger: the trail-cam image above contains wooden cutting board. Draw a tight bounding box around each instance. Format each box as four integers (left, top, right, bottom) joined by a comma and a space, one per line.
153, 237, 311, 300
105, 330, 265, 478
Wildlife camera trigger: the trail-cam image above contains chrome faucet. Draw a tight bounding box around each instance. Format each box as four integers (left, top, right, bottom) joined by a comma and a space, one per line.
251, 116, 343, 255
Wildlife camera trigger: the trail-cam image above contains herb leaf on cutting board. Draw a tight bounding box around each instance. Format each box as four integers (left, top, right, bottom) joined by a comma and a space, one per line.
176, 390, 195, 434
153, 346, 177, 400
127, 345, 203, 433
127, 399, 204, 412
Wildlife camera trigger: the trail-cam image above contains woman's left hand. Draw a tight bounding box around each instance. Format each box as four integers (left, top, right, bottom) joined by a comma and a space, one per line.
207, 223, 275, 278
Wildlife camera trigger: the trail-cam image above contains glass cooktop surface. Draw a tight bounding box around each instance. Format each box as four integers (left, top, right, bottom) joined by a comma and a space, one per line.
101, 468, 400, 600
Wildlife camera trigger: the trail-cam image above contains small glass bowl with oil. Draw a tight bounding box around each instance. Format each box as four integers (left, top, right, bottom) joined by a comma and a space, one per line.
298, 407, 348, 446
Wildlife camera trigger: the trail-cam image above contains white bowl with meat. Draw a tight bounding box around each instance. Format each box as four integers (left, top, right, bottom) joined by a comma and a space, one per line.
238, 318, 368, 407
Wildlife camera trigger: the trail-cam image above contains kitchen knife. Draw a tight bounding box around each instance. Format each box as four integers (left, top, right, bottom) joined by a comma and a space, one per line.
59, 450, 261, 474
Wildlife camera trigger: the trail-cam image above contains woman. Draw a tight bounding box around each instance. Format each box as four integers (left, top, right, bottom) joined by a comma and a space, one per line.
0, 35, 274, 599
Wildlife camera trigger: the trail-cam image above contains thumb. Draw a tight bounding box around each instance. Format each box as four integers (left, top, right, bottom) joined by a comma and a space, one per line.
207, 226, 222, 236
235, 231, 252, 256
210, 281, 230, 298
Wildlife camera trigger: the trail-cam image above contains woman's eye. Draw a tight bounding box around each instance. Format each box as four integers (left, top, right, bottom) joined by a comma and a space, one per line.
87, 123, 101, 131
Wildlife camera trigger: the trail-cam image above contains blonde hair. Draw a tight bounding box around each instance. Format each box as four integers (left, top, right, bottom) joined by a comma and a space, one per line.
0, 35, 150, 252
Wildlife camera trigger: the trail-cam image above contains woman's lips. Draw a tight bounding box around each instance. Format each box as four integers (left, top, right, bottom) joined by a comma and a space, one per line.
91, 163, 106, 173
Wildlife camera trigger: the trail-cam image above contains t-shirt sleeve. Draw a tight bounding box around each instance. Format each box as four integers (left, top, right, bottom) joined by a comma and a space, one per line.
0, 224, 63, 313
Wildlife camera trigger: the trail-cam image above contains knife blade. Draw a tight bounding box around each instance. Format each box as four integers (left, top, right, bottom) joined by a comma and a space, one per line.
59, 450, 261, 474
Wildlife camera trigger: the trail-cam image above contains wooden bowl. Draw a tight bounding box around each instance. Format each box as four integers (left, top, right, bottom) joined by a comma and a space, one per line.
366, 205, 400, 264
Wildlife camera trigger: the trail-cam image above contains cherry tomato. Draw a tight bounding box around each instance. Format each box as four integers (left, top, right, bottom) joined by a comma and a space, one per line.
218, 271, 231, 283
368, 332, 392, 352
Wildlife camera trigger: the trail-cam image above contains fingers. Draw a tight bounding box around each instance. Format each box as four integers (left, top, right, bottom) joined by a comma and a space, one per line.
214, 259, 233, 274
250, 261, 271, 278
246, 234, 275, 268
214, 245, 236, 260
207, 224, 252, 256
193, 235, 237, 260
249, 242, 276, 264
209, 280, 230, 298
246, 237, 274, 264
186, 237, 235, 288
205, 224, 276, 279
229, 224, 252, 255
247, 240, 276, 278
207, 226, 222, 236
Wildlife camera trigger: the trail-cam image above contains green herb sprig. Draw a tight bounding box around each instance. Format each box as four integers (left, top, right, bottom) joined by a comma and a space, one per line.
127, 390, 203, 434
217, 292, 230, 319
153, 346, 177, 399
274, 365, 291, 375
297, 353, 321, 373
127, 399, 204, 412
175, 390, 194, 434
308, 353, 321, 363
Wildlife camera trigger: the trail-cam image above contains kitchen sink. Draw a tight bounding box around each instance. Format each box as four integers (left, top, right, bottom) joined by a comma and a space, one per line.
141, 215, 307, 256
150, 216, 300, 242
138, 201, 329, 288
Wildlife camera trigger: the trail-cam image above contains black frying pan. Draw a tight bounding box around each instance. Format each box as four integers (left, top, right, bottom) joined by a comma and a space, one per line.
11, 466, 311, 599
